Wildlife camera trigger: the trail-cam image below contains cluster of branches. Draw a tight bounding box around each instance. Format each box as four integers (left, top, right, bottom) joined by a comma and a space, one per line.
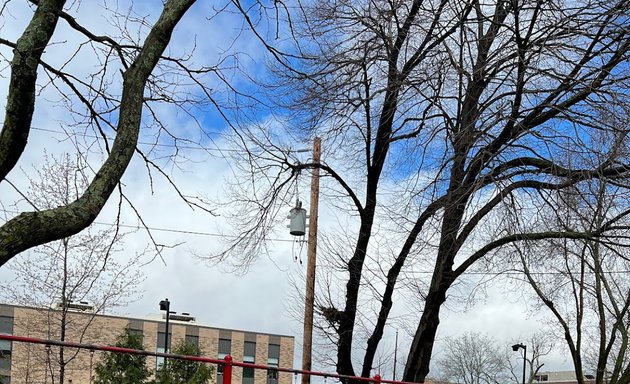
0, 0, 245, 264
218, 0, 630, 382
515, 178, 630, 384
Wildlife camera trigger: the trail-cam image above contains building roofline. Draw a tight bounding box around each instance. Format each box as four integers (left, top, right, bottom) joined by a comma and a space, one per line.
0, 302, 294, 339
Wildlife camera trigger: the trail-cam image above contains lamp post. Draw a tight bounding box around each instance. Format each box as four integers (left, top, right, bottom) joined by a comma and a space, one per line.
393, 329, 399, 381
512, 343, 527, 384
159, 298, 171, 367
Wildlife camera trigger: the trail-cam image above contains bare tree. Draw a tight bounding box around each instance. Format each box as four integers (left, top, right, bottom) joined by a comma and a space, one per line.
437, 332, 507, 384
1, 153, 144, 384
218, 0, 630, 382
518, 172, 630, 383
436, 332, 554, 384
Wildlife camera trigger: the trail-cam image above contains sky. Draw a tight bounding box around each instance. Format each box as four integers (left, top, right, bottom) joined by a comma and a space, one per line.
0, 0, 581, 380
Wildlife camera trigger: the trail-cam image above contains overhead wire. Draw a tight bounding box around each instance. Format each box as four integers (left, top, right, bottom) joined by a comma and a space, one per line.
30, 126, 242, 153
0, 208, 295, 243
2, 209, 628, 275
3, 125, 305, 244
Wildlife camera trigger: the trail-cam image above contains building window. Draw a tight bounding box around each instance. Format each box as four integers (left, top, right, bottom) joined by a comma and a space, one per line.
128, 328, 144, 344
244, 341, 256, 363
217, 338, 231, 375
218, 338, 231, 358
0, 317, 12, 335
156, 331, 171, 371
185, 335, 199, 348
268, 344, 280, 364
535, 375, 549, 382
267, 343, 280, 384
243, 367, 255, 379
0, 351, 10, 370
0, 340, 10, 357
1, 375, 10, 384
157, 332, 170, 351
0, 316, 13, 377
243, 341, 256, 384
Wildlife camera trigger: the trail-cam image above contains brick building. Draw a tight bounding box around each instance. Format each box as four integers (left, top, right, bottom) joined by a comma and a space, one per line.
0, 303, 294, 384
534, 371, 597, 384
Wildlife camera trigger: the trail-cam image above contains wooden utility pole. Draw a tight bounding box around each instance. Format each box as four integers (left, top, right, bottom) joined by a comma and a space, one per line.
301, 137, 321, 384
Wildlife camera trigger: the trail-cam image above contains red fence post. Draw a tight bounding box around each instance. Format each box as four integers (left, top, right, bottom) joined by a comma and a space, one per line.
224, 355, 233, 384
374, 374, 382, 384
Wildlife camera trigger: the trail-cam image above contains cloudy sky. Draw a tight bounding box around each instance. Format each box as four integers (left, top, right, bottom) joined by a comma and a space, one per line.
0, 0, 578, 380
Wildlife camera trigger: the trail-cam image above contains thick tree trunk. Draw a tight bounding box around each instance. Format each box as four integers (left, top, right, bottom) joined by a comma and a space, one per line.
0, 0, 66, 180
403, 158, 469, 382
336, 44, 402, 377
337, 211, 375, 377
403, 277, 451, 383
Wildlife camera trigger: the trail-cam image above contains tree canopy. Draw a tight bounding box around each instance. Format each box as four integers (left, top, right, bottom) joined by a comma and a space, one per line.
93, 328, 153, 384
156, 340, 214, 384
218, 0, 630, 381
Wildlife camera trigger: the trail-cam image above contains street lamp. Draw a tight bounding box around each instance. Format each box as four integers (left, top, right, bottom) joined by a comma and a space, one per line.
159, 299, 171, 367
512, 343, 527, 384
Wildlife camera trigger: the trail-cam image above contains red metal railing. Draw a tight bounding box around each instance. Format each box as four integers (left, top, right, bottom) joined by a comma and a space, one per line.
0, 334, 417, 384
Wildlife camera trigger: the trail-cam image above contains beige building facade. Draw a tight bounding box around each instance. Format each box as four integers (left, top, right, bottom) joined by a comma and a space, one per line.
534, 371, 596, 384
0, 303, 294, 384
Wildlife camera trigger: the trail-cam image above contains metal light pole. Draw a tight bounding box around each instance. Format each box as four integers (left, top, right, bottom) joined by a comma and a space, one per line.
159, 298, 171, 367
393, 330, 399, 381
512, 343, 527, 384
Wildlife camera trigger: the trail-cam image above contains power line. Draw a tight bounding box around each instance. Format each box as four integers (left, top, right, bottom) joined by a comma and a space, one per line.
30, 126, 243, 153
0, 208, 295, 243
30, 126, 311, 156
2, 209, 628, 276
95, 220, 296, 243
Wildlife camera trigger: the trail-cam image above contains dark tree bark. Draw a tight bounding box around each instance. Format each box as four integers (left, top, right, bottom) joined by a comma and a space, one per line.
0, 0, 66, 181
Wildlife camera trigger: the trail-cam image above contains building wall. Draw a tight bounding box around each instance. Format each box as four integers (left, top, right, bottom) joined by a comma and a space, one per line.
255, 334, 268, 384
0, 304, 294, 384
279, 336, 294, 384
534, 370, 598, 383
10, 306, 129, 384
